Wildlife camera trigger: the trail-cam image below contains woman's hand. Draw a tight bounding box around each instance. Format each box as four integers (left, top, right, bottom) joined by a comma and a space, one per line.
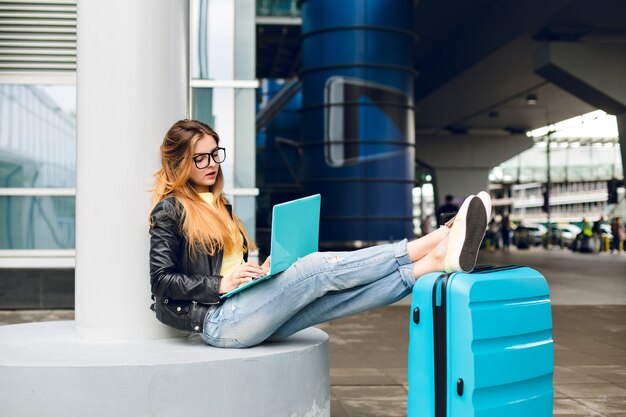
261, 256, 271, 276
219, 261, 264, 294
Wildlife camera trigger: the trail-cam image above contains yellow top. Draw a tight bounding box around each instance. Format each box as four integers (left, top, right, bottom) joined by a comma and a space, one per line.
199, 192, 244, 278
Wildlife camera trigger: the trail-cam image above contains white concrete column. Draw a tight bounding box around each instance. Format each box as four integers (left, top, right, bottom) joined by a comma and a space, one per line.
75, 0, 189, 340
416, 134, 534, 203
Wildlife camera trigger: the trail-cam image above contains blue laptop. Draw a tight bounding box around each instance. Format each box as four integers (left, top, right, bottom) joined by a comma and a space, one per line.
220, 194, 321, 299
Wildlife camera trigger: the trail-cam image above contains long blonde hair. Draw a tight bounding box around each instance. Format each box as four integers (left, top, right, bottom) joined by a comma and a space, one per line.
151, 119, 256, 256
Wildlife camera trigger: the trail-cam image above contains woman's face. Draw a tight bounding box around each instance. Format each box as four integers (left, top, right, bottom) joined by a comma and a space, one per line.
189, 134, 220, 193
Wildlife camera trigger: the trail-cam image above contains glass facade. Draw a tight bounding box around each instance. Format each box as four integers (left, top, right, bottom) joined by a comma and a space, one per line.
490, 142, 622, 184
491, 180, 626, 224
257, 0, 300, 17
0, 84, 76, 250
0, 196, 75, 249
1, 0, 258, 259
0, 85, 76, 188
190, 0, 258, 242
489, 113, 625, 224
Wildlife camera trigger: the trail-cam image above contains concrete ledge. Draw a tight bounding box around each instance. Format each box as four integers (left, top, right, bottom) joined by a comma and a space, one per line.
0, 321, 330, 417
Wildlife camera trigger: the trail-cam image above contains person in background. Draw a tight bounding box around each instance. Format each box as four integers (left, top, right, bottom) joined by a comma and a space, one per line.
610, 217, 625, 255
420, 214, 432, 236
581, 218, 593, 238
435, 194, 459, 226
501, 213, 511, 251
485, 218, 500, 251
574, 218, 596, 253
592, 216, 606, 253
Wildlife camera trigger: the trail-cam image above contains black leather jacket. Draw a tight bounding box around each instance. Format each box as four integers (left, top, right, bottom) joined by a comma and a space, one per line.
149, 196, 247, 333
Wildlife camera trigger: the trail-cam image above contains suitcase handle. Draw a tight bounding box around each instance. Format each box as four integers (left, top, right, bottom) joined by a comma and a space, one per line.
457, 378, 464, 396
413, 307, 420, 324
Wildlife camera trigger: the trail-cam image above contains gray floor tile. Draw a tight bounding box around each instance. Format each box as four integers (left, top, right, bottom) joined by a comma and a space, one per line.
555, 386, 570, 399
555, 366, 612, 385
570, 365, 626, 384
553, 399, 604, 416
0, 309, 74, 325
604, 356, 626, 366
574, 397, 626, 416
332, 386, 407, 417
563, 343, 626, 358
556, 383, 626, 398
381, 367, 408, 387
555, 349, 615, 367
330, 368, 399, 386
330, 399, 350, 417
329, 352, 374, 369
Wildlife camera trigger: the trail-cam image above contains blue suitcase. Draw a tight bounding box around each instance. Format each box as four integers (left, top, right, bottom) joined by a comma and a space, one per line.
408, 266, 554, 417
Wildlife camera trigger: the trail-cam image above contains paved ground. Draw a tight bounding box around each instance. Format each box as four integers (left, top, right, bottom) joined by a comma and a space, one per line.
1, 247, 625, 416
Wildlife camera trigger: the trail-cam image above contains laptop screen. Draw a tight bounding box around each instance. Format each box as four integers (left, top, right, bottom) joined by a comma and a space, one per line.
269, 194, 321, 274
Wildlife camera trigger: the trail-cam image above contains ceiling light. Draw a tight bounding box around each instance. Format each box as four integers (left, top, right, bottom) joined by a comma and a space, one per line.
526, 94, 538, 105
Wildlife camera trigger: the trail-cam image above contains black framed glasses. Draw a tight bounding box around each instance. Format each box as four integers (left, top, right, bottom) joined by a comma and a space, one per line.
193, 147, 226, 169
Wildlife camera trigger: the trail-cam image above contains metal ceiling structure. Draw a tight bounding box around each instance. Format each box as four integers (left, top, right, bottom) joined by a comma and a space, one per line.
256, 0, 626, 134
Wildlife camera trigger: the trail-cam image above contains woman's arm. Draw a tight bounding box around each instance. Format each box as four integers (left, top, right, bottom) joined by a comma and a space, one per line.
149, 199, 222, 304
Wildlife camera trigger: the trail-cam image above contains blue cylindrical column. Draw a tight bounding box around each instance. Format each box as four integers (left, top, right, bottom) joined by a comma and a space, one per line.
259, 80, 302, 186
300, 0, 416, 246
256, 79, 303, 256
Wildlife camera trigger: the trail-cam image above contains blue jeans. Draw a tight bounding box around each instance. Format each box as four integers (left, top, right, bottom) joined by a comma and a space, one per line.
202, 239, 415, 348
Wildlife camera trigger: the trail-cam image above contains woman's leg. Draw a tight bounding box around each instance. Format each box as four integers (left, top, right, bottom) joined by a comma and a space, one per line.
265, 235, 450, 341
202, 195, 486, 348
203, 236, 451, 348
202, 239, 415, 348
406, 225, 450, 261
413, 235, 448, 277
266, 265, 415, 342
264, 197, 487, 341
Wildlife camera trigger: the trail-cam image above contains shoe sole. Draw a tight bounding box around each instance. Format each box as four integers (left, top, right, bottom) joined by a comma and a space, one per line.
459, 197, 488, 272
445, 196, 488, 273
444, 195, 473, 273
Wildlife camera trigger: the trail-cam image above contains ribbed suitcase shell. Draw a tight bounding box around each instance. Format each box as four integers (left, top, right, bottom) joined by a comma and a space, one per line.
408, 266, 554, 417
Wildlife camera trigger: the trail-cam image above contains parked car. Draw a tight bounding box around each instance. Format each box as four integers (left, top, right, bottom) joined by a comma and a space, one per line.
513, 224, 547, 248
525, 224, 548, 246
547, 224, 581, 248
